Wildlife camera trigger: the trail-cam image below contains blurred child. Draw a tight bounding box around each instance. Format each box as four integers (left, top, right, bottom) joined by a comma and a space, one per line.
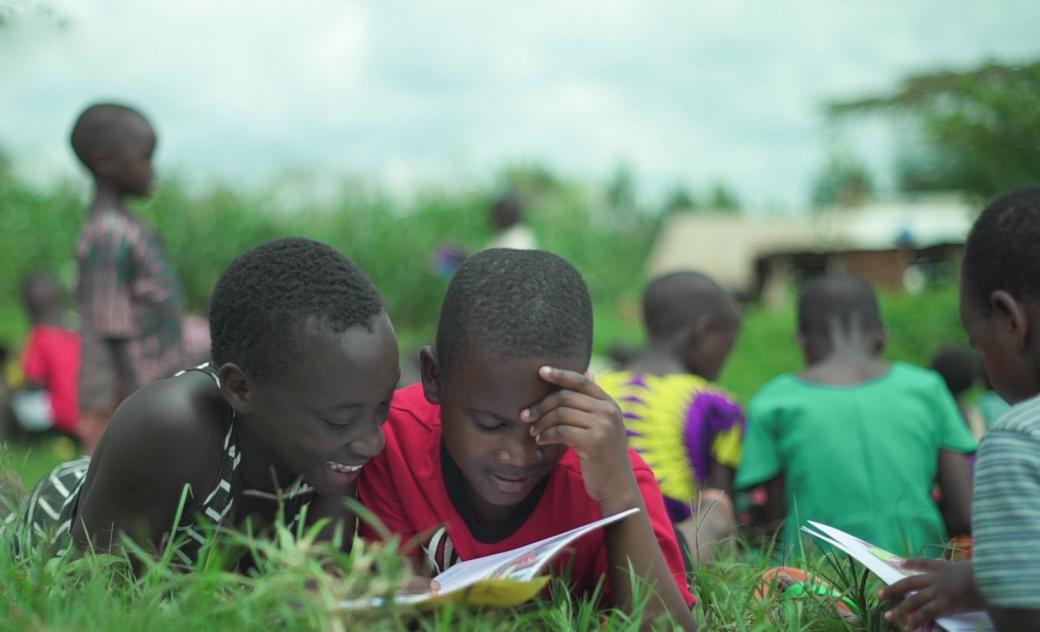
599, 271, 745, 562
931, 345, 987, 440
358, 249, 697, 630
883, 184, 1040, 631
977, 375, 1010, 428
11, 239, 398, 569
486, 193, 536, 251
11, 271, 80, 439
735, 275, 976, 557
70, 103, 185, 453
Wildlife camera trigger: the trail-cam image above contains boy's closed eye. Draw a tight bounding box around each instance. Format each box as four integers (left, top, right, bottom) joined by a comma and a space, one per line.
323, 417, 356, 429
469, 411, 511, 432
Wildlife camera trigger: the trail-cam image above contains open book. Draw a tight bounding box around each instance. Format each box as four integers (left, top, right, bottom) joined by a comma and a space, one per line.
801, 521, 993, 632
340, 507, 641, 609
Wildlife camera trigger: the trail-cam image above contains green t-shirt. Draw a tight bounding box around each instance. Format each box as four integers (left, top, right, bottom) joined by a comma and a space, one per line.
735, 362, 977, 557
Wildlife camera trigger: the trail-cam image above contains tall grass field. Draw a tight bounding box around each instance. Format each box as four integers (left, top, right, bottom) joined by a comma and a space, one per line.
1, 165, 971, 630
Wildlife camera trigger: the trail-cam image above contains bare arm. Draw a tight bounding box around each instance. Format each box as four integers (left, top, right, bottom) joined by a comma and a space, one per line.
523, 367, 696, 631
603, 491, 697, 630
302, 489, 359, 551
936, 449, 973, 536
989, 607, 1040, 631
106, 337, 140, 404
72, 380, 222, 561
678, 461, 736, 564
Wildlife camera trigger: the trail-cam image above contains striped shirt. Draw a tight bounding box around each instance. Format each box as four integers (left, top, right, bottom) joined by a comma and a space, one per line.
76, 208, 185, 412
972, 393, 1040, 608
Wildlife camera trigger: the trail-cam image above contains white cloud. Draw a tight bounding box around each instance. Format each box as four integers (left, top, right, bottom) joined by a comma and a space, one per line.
1, 0, 1039, 208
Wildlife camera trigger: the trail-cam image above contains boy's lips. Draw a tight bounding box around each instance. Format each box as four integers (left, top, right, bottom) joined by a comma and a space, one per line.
487, 469, 540, 494
324, 460, 365, 487
326, 460, 364, 474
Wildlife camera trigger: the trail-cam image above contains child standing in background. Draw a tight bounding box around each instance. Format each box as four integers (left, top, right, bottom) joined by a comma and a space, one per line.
736, 275, 976, 557
70, 103, 185, 453
930, 345, 987, 440
599, 271, 745, 562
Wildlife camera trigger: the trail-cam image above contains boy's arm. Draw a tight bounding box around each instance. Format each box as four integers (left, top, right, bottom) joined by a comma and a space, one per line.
303, 490, 359, 552
81, 228, 140, 407
936, 449, 973, 536
989, 608, 1040, 631
107, 337, 140, 403
71, 383, 220, 562
602, 489, 698, 629
523, 367, 696, 631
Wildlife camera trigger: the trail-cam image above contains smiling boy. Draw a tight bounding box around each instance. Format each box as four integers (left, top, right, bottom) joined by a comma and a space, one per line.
358, 249, 697, 629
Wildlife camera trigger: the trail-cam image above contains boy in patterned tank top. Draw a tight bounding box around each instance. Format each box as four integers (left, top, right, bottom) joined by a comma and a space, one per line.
70, 103, 185, 453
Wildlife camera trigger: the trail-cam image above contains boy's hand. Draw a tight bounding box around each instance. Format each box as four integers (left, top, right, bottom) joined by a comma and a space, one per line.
879, 559, 984, 629
521, 367, 639, 512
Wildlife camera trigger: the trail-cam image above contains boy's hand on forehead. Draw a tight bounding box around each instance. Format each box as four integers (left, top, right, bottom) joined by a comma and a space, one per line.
520, 367, 640, 512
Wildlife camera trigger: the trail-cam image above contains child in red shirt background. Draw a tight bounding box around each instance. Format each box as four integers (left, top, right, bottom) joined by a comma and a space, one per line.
358, 248, 697, 630
12, 271, 80, 440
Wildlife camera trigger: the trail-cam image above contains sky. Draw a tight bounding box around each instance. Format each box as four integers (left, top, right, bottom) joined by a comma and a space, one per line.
2, 0, 1039, 209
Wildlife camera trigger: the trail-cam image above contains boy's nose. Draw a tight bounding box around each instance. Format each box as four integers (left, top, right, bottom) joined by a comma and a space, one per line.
499, 432, 542, 467
350, 424, 386, 458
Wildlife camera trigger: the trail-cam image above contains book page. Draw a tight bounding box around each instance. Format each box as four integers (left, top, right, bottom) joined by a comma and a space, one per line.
802, 521, 994, 632
339, 507, 640, 609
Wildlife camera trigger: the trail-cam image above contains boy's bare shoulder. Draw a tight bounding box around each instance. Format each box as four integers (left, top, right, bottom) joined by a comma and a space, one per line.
99, 371, 229, 490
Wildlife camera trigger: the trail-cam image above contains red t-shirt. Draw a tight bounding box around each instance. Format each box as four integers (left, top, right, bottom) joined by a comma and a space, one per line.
357, 383, 696, 607
21, 325, 81, 433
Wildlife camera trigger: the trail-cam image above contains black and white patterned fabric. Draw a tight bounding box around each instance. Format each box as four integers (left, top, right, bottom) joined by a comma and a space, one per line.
5, 363, 313, 566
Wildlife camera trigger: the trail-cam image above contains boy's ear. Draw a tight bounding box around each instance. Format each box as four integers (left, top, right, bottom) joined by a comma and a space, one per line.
874, 328, 889, 355
795, 331, 814, 363
991, 290, 1029, 351
419, 346, 442, 405
217, 363, 253, 414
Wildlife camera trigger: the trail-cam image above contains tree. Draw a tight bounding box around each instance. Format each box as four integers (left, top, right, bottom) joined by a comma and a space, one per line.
810, 150, 874, 209
662, 185, 697, 213
707, 181, 741, 213
828, 60, 1040, 199
606, 163, 637, 213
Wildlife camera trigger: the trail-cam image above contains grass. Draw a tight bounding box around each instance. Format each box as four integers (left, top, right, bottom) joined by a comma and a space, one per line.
2, 438, 906, 632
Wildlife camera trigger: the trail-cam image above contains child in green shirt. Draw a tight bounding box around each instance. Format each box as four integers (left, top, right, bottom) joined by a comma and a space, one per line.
735, 275, 976, 557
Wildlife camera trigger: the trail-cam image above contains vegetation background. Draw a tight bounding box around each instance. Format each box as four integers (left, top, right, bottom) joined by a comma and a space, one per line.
2, 58, 1036, 630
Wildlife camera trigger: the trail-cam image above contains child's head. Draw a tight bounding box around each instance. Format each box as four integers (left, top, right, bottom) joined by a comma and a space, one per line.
960, 183, 1040, 405
930, 346, 980, 400
70, 103, 156, 197
641, 270, 742, 381
797, 275, 885, 364
20, 270, 65, 324
489, 193, 524, 232
422, 248, 593, 512
209, 238, 399, 494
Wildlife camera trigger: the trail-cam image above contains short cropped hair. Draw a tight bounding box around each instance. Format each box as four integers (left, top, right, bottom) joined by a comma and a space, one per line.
436, 248, 593, 372
798, 275, 883, 336
209, 238, 384, 380
642, 271, 732, 340
70, 102, 150, 169
931, 346, 980, 397
962, 183, 1040, 310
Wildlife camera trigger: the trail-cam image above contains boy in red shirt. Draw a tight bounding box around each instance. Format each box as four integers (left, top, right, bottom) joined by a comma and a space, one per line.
358, 249, 697, 629
14, 271, 81, 438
